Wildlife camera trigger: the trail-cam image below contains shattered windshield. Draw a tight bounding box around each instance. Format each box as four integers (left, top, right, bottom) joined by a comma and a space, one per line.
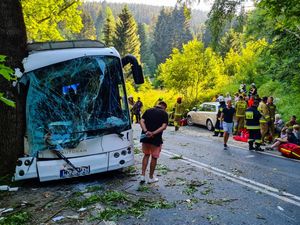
22, 55, 130, 156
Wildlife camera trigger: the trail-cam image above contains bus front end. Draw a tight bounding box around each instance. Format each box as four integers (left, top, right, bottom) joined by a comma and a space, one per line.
14, 41, 143, 182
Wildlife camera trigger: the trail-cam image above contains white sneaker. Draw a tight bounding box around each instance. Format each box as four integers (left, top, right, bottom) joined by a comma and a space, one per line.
140, 175, 146, 183
148, 177, 158, 184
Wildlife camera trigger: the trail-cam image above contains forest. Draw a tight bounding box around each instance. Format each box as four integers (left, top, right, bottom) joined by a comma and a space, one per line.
79, 0, 299, 122
0, 0, 299, 175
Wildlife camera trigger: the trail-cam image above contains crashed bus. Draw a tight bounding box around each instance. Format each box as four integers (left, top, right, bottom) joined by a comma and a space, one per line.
14, 40, 144, 182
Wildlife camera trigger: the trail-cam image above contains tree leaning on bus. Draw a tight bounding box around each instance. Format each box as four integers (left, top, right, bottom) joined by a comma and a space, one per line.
139, 101, 168, 184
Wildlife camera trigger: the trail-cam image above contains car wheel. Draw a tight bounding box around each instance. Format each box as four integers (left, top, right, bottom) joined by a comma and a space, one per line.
187, 116, 194, 126
206, 119, 213, 131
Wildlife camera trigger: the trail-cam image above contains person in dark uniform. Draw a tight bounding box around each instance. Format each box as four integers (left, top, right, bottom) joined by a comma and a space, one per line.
245, 100, 264, 151
213, 97, 226, 137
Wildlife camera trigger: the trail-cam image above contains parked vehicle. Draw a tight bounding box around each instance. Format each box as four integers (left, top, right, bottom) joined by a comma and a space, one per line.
186, 102, 219, 131
14, 40, 144, 182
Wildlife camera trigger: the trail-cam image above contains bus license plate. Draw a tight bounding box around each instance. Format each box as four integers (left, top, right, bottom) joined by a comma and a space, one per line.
60, 166, 90, 178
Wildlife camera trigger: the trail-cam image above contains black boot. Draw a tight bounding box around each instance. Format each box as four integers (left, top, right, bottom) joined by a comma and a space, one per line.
255, 143, 264, 151
213, 132, 219, 137
219, 133, 223, 137
248, 141, 255, 150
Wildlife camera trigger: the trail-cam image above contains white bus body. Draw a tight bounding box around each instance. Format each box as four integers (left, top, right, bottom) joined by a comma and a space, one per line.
14, 41, 143, 182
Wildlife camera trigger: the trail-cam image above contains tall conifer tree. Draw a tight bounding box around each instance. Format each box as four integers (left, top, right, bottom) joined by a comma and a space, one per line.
113, 5, 141, 61
103, 7, 116, 46
76, 10, 96, 40
152, 8, 173, 66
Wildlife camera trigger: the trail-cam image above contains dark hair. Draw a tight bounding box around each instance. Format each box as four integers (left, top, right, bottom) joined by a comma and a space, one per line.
292, 115, 297, 119
262, 96, 268, 102
158, 101, 167, 108
253, 100, 260, 106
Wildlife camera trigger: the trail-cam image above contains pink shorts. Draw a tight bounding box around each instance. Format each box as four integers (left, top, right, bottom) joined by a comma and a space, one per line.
142, 143, 162, 158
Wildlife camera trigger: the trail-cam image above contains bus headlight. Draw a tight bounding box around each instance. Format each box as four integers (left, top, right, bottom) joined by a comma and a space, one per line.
114, 152, 120, 158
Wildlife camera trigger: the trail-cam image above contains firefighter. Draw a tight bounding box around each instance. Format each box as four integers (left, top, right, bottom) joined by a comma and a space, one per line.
213, 97, 226, 137
234, 95, 247, 135
245, 100, 263, 151
267, 96, 276, 141
174, 97, 184, 131
258, 96, 270, 145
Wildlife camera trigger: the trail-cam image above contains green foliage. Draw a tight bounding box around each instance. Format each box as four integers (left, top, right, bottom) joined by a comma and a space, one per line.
113, 5, 141, 61
152, 6, 193, 67
0, 55, 16, 108
22, 0, 83, 41
76, 9, 96, 40
0, 211, 31, 225
158, 39, 227, 105
206, 0, 240, 50
219, 29, 243, 57
103, 7, 116, 46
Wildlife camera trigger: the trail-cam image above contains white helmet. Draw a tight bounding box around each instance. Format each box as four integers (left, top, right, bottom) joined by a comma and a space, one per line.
218, 96, 225, 102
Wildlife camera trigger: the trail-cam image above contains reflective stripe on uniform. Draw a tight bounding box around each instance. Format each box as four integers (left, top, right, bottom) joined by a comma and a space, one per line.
259, 119, 267, 123
246, 125, 260, 129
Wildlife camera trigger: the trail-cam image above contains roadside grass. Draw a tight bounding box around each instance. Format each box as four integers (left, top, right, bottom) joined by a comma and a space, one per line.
0, 211, 31, 225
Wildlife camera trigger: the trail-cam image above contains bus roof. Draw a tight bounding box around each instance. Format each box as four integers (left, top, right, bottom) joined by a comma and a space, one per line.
23, 45, 120, 73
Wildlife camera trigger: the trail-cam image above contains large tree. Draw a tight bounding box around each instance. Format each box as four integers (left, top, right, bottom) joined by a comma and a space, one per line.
113, 5, 141, 61
0, 0, 85, 176
22, 0, 83, 41
76, 9, 96, 40
152, 8, 173, 66
103, 7, 116, 46
0, 0, 27, 176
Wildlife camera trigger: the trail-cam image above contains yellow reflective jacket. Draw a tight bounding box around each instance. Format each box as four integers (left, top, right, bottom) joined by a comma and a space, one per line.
174, 102, 184, 119
235, 100, 247, 117
258, 102, 270, 123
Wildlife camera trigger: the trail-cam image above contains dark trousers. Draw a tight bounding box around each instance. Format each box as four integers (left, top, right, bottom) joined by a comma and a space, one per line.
214, 120, 224, 136
248, 129, 262, 149
134, 113, 141, 123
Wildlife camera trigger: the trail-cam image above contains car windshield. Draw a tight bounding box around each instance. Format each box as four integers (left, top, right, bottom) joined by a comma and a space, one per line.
22, 55, 130, 156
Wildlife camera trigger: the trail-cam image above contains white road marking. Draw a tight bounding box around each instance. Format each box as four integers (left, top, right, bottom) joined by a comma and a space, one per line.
162, 149, 300, 207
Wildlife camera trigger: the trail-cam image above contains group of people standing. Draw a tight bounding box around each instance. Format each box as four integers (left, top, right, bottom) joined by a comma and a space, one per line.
128, 96, 143, 123
213, 84, 299, 151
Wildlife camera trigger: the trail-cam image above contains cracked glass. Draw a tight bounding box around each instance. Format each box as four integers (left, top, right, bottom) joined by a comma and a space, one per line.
21, 55, 130, 156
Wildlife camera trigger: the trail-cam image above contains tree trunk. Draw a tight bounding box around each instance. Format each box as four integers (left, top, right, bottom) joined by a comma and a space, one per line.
0, 0, 27, 177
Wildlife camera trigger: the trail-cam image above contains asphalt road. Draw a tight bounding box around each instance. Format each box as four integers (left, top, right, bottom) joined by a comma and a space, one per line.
1, 124, 299, 225
129, 124, 300, 225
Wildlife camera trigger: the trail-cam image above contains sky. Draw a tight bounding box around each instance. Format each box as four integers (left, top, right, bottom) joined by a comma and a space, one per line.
89, 0, 214, 11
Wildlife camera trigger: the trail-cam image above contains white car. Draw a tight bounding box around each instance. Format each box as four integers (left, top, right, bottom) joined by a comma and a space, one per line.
187, 102, 220, 131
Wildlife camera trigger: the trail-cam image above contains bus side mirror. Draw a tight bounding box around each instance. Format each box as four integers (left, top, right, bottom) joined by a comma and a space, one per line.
121, 54, 144, 84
